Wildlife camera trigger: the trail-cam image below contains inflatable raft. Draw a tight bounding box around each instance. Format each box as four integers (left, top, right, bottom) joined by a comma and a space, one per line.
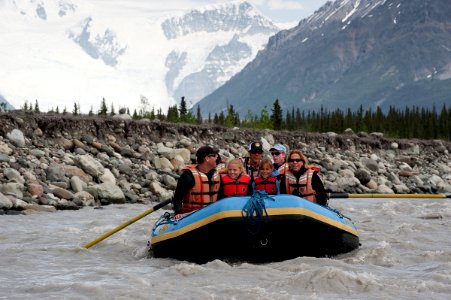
150, 193, 359, 263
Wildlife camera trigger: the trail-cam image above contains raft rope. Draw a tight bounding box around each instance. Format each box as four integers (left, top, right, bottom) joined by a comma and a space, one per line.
326, 206, 353, 222
241, 190, 275, 234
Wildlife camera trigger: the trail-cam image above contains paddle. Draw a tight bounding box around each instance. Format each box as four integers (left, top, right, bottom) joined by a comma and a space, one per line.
329, 193, 451, 199
83, 199, 172, 249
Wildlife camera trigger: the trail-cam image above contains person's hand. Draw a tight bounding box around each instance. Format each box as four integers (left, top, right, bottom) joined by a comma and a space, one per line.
175, 213, 186, 220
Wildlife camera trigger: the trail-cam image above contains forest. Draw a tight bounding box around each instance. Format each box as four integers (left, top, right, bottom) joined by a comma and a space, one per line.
9, 97, 451, 141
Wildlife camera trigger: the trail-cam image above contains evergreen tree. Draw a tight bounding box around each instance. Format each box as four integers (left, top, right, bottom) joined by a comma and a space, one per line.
285, 110, 291, 130
34, 99, 40, 113
72, 102, 78, 115
179, 97, 188, 121
196, 105, 202, 124
167, 105, 178, 122
89, 106, 93, 116
56, 106, 60, 114
110, 103, 116, 116
132, 109, 138, 119
271, 99, 283, 130
218, 111, 225, 126
157, 108, 164, 120
63, 106, 67, 115
225, 105, 236, 127
23, 100, 29, 111
98, 97, 108, 116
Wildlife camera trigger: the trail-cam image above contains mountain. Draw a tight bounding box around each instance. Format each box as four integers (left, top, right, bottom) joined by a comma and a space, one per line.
0, 0, 278, 112
196, 0, 451, 116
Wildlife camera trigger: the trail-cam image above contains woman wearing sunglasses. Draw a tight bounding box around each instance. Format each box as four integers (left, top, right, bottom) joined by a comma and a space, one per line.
279, 149, 328, 206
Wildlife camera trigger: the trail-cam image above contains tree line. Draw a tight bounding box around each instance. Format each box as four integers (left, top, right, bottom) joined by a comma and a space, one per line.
13, 97, 451, 141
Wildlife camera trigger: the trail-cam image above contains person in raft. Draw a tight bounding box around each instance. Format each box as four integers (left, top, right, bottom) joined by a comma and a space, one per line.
243, 141, 264, 182
172, 145, 221, 215
279, 149, 328, 206
218, 159, 253, 199
253, 158, 280, 195
269, 143, 288, 172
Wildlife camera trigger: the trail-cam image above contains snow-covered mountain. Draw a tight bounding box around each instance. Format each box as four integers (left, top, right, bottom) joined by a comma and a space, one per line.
0, 0, 279, 113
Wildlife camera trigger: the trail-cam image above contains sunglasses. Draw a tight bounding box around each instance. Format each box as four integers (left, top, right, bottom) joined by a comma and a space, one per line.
288, 158, 303, 163
207, 154, 218, 158
250, 151, 263, 154
271, 152, 281, 156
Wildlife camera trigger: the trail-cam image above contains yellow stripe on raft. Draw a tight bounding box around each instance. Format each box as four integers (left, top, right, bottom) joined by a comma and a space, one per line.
151, 208, 358, 245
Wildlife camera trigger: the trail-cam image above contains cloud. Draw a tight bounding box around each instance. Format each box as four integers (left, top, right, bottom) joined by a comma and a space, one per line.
266, 0, 304, 10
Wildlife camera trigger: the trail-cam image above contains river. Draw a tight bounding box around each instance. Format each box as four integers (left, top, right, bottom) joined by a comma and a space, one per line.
0, 198, 450, 299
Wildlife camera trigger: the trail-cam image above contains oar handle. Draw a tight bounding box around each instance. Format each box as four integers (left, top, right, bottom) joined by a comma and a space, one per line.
83, 199, 172, 249
329, 193, 451, 199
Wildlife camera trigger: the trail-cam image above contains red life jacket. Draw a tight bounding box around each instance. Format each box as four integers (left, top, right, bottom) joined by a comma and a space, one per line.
254, 176, 278, 195
280, 167, 317, 202
182, 165, 220, 213
221, 174, 251, 197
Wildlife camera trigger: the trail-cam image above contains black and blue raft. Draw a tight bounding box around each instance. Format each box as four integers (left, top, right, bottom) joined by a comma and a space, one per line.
149, 192, 359, 263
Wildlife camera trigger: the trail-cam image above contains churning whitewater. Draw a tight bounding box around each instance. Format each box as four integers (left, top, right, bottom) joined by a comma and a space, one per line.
0, 198, 450, 299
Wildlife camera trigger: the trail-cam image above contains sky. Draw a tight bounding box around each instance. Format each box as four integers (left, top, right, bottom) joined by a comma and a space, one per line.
247, 0, 330, 26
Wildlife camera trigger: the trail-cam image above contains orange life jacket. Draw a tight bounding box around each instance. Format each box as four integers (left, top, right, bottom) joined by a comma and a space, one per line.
221, 174, 251, 197
182, 165, 220, 213
254, 176, 278, 195
280, 167, 317, 202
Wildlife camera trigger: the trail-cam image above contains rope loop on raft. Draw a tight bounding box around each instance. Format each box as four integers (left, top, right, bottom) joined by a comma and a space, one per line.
241, 190, 275, 234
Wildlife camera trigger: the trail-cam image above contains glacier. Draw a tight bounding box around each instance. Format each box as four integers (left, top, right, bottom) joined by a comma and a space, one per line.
0, 0, 279, 113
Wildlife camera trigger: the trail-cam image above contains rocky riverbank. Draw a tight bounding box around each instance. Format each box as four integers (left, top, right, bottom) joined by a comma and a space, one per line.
0, 112, 450, 215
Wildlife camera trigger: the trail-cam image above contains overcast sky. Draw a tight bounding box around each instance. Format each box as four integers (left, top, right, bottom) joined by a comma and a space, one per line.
248, 0, 330, 25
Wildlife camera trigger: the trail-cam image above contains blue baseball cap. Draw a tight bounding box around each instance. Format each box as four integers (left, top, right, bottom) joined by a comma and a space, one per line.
270, 144, 287, 153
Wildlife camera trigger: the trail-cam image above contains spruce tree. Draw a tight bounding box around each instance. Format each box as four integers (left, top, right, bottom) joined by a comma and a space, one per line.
98, 97, 108, 116
271, 99, 283, 130
34, 99, 40, 113
196, 105, 202, 124
179, 97, 188, 121
73, 102, 78, 115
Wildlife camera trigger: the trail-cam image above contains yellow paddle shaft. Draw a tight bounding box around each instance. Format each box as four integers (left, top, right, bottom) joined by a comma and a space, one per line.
83, 199, 171, 249
330, 193, 450, 199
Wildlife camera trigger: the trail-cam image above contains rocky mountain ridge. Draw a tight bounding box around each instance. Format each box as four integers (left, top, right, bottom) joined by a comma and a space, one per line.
198, 0, 451, 115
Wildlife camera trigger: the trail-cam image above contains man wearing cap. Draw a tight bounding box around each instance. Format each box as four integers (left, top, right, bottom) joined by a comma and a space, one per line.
172, 145, 221, 215
243, 142, 263, 182
270, 144, 288, 172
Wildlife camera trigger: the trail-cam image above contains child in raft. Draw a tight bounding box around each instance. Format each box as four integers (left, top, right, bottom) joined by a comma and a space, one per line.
218, 159, 253, 199
253, 158, 280, 195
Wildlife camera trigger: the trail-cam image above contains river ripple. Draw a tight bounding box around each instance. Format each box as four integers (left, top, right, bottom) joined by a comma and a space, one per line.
0, 198, 450, 299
